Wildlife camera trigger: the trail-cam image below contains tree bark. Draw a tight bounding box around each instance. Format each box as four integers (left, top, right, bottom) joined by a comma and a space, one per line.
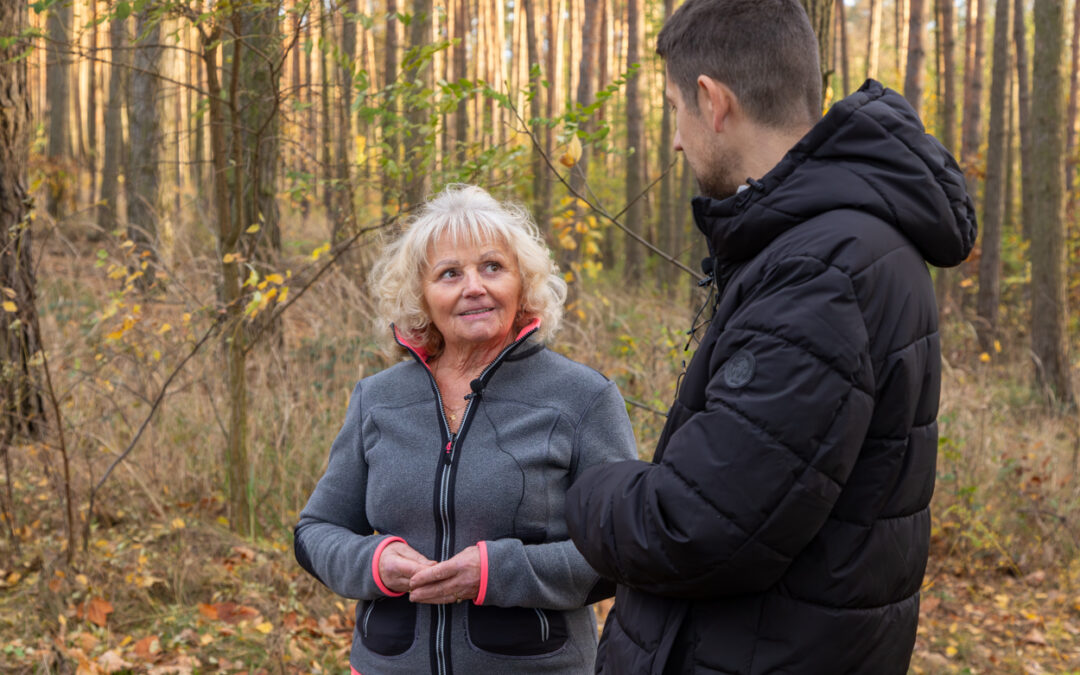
403, 0, 432, 208
962, 0, 988, 195
1029, 0, 1075, 406
800, 0, 836, 94
836, 0, 849, 95
334, 0, 358, 241
897, 0, 910, 76
1065, 0, 1080, 199
525, 0, 550, 229
1014, 0, 1034, 240
867, 0, 882, 80
976, 0, 1012, 352
904, 0, 929, 114
127, 10, 162, 291
935, 0, 959, 315
659, 0, 677, 289
98, 15, 126, 234
0, 0, 42, 440
382, 0, 399, 215
87, 0, 98, 206
45, 0, 71, 219
624, 0, 645, 281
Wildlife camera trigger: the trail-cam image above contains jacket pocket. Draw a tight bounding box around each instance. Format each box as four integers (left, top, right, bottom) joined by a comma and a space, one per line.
359, 596, 418, 656
466, 604, 567, 657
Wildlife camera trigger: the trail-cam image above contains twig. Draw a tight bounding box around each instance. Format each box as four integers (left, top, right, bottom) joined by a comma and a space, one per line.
83, 313, 226, 552
507, 102, 704, 282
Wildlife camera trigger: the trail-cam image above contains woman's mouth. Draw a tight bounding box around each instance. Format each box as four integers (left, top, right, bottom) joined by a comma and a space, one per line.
459, 308, 493, 317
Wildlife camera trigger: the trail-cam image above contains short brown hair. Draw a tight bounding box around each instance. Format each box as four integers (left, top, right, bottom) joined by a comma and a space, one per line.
657, 0, 822, 129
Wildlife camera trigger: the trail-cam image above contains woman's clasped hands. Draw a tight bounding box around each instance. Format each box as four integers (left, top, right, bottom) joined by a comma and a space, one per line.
378, 540, 481, 604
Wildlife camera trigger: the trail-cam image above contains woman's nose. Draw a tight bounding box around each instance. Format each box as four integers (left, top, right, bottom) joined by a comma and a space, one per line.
462, 268, 485, 295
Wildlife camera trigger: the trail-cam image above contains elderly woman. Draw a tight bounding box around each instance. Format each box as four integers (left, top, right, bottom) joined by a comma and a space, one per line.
294, 185, 636, 674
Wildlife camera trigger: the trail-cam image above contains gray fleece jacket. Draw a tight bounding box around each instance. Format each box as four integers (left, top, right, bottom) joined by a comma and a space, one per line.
294, 321, 637, 674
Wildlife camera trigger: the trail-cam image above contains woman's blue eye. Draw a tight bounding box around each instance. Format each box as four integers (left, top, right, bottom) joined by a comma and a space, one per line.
485, 262, 501, 272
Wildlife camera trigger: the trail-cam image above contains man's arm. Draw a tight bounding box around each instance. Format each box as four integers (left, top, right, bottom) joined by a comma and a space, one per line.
566, 256, 875, 598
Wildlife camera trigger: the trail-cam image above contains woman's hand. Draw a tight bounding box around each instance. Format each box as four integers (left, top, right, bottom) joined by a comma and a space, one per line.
378, 541, 435, 594
408, 545, 481, 604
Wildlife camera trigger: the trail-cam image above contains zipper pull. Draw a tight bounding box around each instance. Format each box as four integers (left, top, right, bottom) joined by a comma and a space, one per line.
444, 437, 454, 463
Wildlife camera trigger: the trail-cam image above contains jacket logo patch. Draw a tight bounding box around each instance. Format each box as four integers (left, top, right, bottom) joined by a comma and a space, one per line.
722, 350, 755, 389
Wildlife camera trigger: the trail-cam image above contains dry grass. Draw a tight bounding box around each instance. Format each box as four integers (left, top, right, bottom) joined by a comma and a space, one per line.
3, 220, 1080, 673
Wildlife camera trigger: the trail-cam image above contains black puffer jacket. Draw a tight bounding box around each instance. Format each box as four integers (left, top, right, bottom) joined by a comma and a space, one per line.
566, 80, 977, 675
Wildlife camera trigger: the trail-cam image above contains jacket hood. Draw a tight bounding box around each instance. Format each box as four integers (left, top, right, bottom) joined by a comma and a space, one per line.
692, 79, 977, 269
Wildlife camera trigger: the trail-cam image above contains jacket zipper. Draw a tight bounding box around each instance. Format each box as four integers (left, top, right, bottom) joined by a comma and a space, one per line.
408, 324, 539, 675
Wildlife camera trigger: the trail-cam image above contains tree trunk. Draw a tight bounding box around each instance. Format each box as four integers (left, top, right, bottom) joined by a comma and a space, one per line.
334, 0, 357, 241
382, 0, 399, 215
624, 0, 645, 281
127, 10, 162, 291
87, 0, 98, 206
976, 0, 1012, 352
867, 0, 882, 80
45, 0, 71, 219
403, 0, 433, 208
836, 0, 849, 95
904, 0, 929, 114
658, 0, 676, 288
1029, 0, 1074, 406
98, 15, 126, 234
454, 0, 468, 164
1065, 0, 1080, 198
935, 0, 959, 315
800, 0, 836, 94
1015, 0, 1034, 240
0, 0, 42, 440
525, 0, 550, 229
897, 0, 910, 76
962, 0, 988, 195
319, 1, 333, 216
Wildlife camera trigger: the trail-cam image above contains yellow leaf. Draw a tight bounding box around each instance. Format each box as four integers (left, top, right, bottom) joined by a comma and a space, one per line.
182, 313, 191, 324
158, 323, 171, 335
257, 280, 268, 291
217, 516, 229, 527
979, 352, 991, 363
959, 277, 974, 288
106, 329, 126, 341
945, 645, 957, 657
246, 224, 261, 233
993, 339, 1002, 353
170, 518, 185, 530
559, 135, 583, 167
278, 287, 289, 305
266, 273, 284, 285
223, 253, 239, 264
2, 301, 16, 313
563, 271, 575, 283
255, 621, 273, 634
200, 633, 214, 645
76, 574, 89, 586
152, 350, 161, 361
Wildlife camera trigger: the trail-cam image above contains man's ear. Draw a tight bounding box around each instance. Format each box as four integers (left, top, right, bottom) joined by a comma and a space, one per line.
697, 75, 737, 133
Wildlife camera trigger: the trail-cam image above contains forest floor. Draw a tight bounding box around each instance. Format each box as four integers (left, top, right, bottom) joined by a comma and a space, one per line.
2, 479, 1080, 675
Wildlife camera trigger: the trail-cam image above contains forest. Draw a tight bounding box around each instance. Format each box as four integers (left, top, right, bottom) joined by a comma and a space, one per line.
0, 0, 1078, 672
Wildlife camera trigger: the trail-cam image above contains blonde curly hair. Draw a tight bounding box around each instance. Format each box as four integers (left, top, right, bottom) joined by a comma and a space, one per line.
369, 185, 567, 358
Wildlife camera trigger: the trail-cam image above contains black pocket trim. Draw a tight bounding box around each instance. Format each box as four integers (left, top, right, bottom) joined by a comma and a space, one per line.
359, 596, 418, 656
466, 604, 568, 657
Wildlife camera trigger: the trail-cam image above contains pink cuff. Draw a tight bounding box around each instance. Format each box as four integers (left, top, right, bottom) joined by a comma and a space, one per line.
475, 541, 490, 605
372, 536, 407, 597
351, 668, 363, 675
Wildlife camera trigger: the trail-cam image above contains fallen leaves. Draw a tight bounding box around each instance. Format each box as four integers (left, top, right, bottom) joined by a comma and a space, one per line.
76, 597, 114, 628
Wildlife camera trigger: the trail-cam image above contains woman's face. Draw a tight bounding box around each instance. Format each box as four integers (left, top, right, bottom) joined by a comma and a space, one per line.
422, 235, 523, 354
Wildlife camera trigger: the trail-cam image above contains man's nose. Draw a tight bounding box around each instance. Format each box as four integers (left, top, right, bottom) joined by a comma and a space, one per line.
673, 130, 683, 152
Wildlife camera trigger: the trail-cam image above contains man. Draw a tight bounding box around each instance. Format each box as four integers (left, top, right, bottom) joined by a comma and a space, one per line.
565, 1, 977, 673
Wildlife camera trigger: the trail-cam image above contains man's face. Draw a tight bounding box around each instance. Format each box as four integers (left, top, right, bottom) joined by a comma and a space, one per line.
666, 70, 742, 200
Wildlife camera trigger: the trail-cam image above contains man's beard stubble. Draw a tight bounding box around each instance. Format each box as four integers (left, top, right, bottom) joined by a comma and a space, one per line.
694, 146, 743, 201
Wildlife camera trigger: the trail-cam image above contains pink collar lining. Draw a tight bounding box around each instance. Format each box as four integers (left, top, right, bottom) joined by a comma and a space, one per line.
393, 317, 542, 366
